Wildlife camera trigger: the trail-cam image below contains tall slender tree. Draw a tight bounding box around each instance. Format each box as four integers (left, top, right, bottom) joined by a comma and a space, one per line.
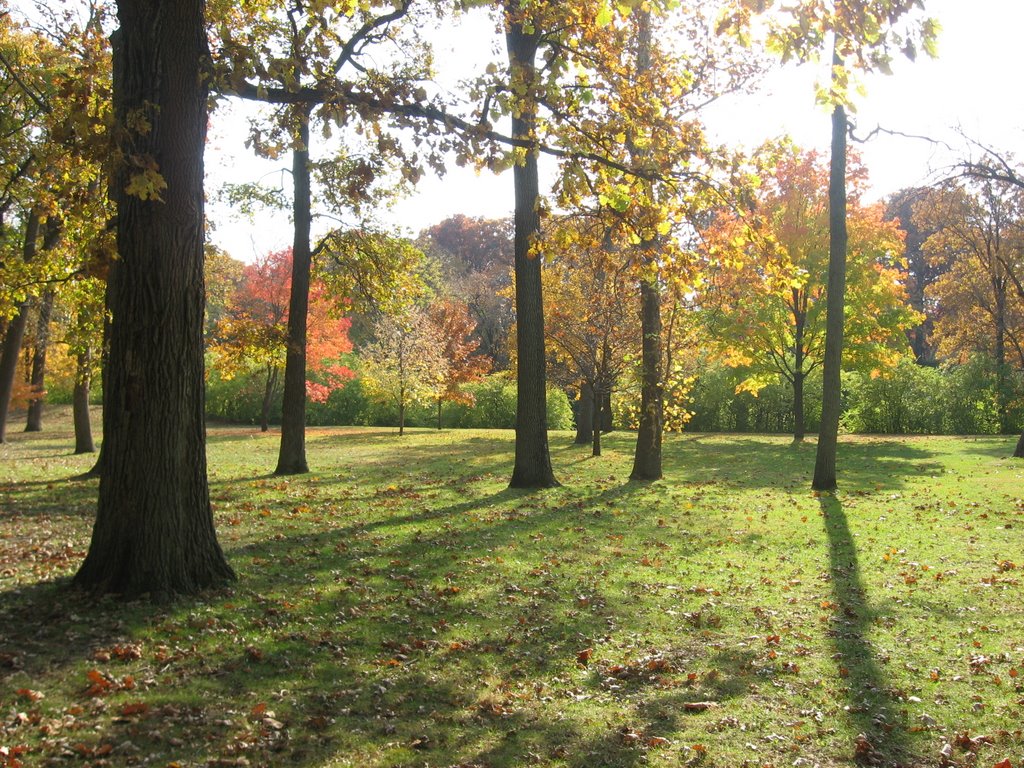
722, 0, 938, 489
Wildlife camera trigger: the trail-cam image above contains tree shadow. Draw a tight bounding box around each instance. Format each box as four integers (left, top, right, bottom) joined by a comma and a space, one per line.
819, 494, 909, 767
668, 433, 945, 492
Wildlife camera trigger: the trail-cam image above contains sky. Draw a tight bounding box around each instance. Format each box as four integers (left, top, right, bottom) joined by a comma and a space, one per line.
204, 0, 1024, 261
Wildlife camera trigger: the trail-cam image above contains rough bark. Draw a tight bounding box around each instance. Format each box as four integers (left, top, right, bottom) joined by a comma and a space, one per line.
628, 11, 663, 482
591, 389, 602, 457
0, 212, 40, 444
73, 0, 235, 598
574, 383, 594, 445
73, 346, 95, 454
630, 274, 663, 480
25, 287, 56, 432
275, 105, 313, 475
812, 55, 848, 492
506, 6, 557, 488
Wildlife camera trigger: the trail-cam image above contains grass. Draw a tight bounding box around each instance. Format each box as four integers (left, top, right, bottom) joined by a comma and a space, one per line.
1, 408, 1023, 768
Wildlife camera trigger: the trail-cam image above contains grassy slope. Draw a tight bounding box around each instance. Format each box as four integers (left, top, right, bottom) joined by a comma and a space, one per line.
1, 409, 1022, 767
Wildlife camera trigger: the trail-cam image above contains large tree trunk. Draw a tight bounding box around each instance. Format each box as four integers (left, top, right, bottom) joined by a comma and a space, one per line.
73, 346, 95, 454
574, 383, 594, 445
812, 51, 848, 492
0, 212, 40, 444
631, 273, 663, 480
506, 7, 557, 489
591, 388, 602, 457
275, 105, 313, 475
25, 287, 56, 432
628, 11, 662, 482
73, 0, 234, 599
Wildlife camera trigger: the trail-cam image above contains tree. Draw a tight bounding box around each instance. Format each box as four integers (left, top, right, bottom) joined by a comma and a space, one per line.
884, 187, 947, 364
542, 221, 638, 456
212, 0, 428, 475
703, 148, 917, 441
723, 0, 938, 489
917, 180, 1024, 433
209, 247, 354, 432
418, 216, 514, 369
946, 146, 1024, 456
73, 0, 235, 599
426, 299, 491, 430
360, 308, 447, 436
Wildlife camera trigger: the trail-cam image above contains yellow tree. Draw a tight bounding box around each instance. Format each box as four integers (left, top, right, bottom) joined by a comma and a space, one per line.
542, 219, 640, 456
703, 147, 918, 440
721, 0, 938, 488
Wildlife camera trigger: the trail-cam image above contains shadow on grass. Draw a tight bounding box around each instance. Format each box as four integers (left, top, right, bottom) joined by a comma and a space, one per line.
820, 494, 909, 767
669, 433, 944, 492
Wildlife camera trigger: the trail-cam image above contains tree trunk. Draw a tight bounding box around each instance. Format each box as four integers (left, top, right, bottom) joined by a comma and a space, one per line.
591, 388, 602, 457
793, 371, 805, 442
506, 7, 557, 489
628, 11, 662, 482
437, 397, 443, 430
792, 291, 806, 441
275, 104, 313, 475
631, 274, 663, 480
25, 287, 56, 432
993, 279, 1010, 433
0, 212, 40, 444
812, 50, 848, 492
260, 365, 278, 433
73, 346, 95, 454
574, 383, 594, 445
73, 0, 234, 599
399, 400, 405, 436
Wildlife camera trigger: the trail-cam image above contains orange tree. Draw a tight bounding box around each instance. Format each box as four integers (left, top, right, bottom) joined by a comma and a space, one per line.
209, 248, 354, 432
702, 146, 918, 441
426, 299, 492, 430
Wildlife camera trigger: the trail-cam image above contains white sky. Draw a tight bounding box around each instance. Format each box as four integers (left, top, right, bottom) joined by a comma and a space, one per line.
205, 0, 1024, 261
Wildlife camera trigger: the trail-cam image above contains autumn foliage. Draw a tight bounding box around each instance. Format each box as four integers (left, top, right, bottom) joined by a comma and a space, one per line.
209, 248, 354, 429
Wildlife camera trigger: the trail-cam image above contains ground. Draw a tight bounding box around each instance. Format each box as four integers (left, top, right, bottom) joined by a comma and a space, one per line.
1, 409, 1022, 767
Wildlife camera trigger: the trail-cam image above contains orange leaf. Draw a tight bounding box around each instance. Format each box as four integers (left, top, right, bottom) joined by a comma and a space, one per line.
576, 648, 594, 665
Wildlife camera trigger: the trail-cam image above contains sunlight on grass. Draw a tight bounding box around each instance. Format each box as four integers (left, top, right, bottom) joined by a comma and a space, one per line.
1, 411, 1023, 767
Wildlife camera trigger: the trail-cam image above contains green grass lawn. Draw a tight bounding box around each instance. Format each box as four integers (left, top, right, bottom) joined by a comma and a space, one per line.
1, 410, 1023, 767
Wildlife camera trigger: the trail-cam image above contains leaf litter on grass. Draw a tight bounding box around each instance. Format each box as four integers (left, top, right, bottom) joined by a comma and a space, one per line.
1, 415, 1023, 766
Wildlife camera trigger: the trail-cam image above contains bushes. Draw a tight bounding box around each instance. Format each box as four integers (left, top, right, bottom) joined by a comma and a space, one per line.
206, 354, 1023, 436
836, 356, 1021, 435
206, 369, 574, 431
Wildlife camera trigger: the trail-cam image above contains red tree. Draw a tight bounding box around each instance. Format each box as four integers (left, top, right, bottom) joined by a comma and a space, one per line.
427, 299, 492, 429
210, 248, 353, 430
